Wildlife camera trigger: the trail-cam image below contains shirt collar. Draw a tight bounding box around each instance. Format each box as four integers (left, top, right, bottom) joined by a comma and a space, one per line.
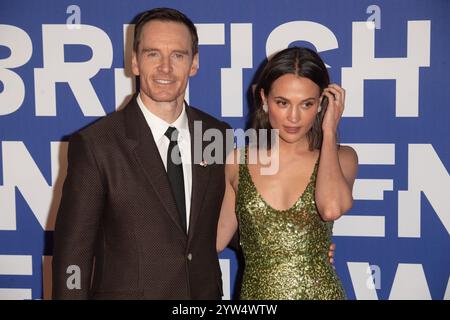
137, 93, 190, 143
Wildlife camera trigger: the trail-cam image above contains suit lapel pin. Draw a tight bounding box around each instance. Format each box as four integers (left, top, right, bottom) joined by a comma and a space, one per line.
199, 160, 208, 167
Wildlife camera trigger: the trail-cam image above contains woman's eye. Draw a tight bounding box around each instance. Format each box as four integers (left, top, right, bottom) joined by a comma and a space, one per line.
276, 100, 287, 107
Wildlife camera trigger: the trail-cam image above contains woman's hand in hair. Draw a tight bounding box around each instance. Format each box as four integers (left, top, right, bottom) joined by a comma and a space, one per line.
321, 83, 345, 135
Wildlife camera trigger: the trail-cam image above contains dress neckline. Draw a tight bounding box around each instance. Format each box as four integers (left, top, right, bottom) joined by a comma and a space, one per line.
243, 147, 320, 213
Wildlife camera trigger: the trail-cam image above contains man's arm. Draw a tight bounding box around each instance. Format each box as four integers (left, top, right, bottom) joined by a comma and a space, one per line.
52, 133, 105, 299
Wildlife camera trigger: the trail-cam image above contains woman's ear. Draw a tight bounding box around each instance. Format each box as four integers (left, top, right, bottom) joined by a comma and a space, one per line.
260, 89, 267, 105
319, 94, 328, 113
260, 89, 269, 112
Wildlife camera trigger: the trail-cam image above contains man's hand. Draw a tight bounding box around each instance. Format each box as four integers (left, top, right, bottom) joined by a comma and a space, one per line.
328, 243, 336, 266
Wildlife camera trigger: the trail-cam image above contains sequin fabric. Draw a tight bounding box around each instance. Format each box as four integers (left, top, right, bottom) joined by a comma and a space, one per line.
236, 148, 346, 300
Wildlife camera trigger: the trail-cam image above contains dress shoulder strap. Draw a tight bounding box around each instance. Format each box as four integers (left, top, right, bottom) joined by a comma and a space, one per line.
239, 146, 247, 165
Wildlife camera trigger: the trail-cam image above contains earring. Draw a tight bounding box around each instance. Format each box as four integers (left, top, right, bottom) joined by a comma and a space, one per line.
262, 103, 268, 113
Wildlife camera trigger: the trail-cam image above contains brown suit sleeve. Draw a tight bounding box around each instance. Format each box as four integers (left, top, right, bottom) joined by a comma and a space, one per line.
52, 133, 105, 299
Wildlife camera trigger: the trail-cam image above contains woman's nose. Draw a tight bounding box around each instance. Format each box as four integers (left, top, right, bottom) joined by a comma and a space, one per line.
287, 106, 300, 122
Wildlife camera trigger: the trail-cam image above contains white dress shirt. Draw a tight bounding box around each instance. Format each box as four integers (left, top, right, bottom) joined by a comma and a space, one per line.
137, 94, 192, 231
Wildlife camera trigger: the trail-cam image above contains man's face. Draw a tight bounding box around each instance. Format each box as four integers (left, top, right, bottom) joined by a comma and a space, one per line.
132, 20, 198, 106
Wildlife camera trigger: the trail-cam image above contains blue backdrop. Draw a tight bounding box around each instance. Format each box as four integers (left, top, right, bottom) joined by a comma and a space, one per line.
0, 0, 449, 300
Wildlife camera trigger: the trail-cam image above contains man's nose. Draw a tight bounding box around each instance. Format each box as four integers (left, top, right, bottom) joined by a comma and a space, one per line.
158, 55, 172, 73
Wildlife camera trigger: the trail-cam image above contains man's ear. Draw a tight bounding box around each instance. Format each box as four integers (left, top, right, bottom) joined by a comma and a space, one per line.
131, 51, 140, 76
189, 53, 199, 76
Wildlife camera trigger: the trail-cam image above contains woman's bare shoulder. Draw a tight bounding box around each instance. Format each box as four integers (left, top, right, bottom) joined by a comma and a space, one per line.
225, 148, 243, 185
338, 145, 358, 166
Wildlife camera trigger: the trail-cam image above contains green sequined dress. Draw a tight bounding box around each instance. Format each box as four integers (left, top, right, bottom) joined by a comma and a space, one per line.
236, 149, 346, 300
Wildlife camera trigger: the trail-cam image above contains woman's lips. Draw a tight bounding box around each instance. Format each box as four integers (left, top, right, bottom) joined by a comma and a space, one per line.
283, 126, 301, 134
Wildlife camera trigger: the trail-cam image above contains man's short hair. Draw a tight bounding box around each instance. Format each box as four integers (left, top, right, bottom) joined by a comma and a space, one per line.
133, 7, 199, 55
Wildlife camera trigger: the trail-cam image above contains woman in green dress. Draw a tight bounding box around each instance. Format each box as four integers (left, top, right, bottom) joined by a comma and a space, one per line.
217, 47, 358, 300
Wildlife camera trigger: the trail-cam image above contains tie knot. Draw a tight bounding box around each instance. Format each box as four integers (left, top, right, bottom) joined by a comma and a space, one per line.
165, 126, 179, 141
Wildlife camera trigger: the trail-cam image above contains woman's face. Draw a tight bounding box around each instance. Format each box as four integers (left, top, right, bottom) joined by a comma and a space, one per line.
262, 73, 321, 145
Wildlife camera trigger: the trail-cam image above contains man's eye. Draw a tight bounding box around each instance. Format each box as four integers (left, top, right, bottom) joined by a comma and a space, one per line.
303, 102, 314, 109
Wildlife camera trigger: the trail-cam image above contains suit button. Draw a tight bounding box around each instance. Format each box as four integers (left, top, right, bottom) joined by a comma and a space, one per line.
187, 253, 193, 261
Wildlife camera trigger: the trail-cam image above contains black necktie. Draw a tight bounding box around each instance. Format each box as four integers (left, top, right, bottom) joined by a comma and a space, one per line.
164, 126, 186, 233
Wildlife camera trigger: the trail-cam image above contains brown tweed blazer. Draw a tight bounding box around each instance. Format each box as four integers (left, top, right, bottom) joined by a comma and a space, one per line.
52, 96, 230, 299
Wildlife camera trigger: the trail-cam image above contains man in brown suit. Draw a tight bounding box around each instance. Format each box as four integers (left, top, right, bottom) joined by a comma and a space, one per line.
52, 8, 231, 299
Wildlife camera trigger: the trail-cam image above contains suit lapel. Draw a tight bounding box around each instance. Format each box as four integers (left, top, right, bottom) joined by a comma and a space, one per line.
186, 106, 211, 244
124, 97, 186, 236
